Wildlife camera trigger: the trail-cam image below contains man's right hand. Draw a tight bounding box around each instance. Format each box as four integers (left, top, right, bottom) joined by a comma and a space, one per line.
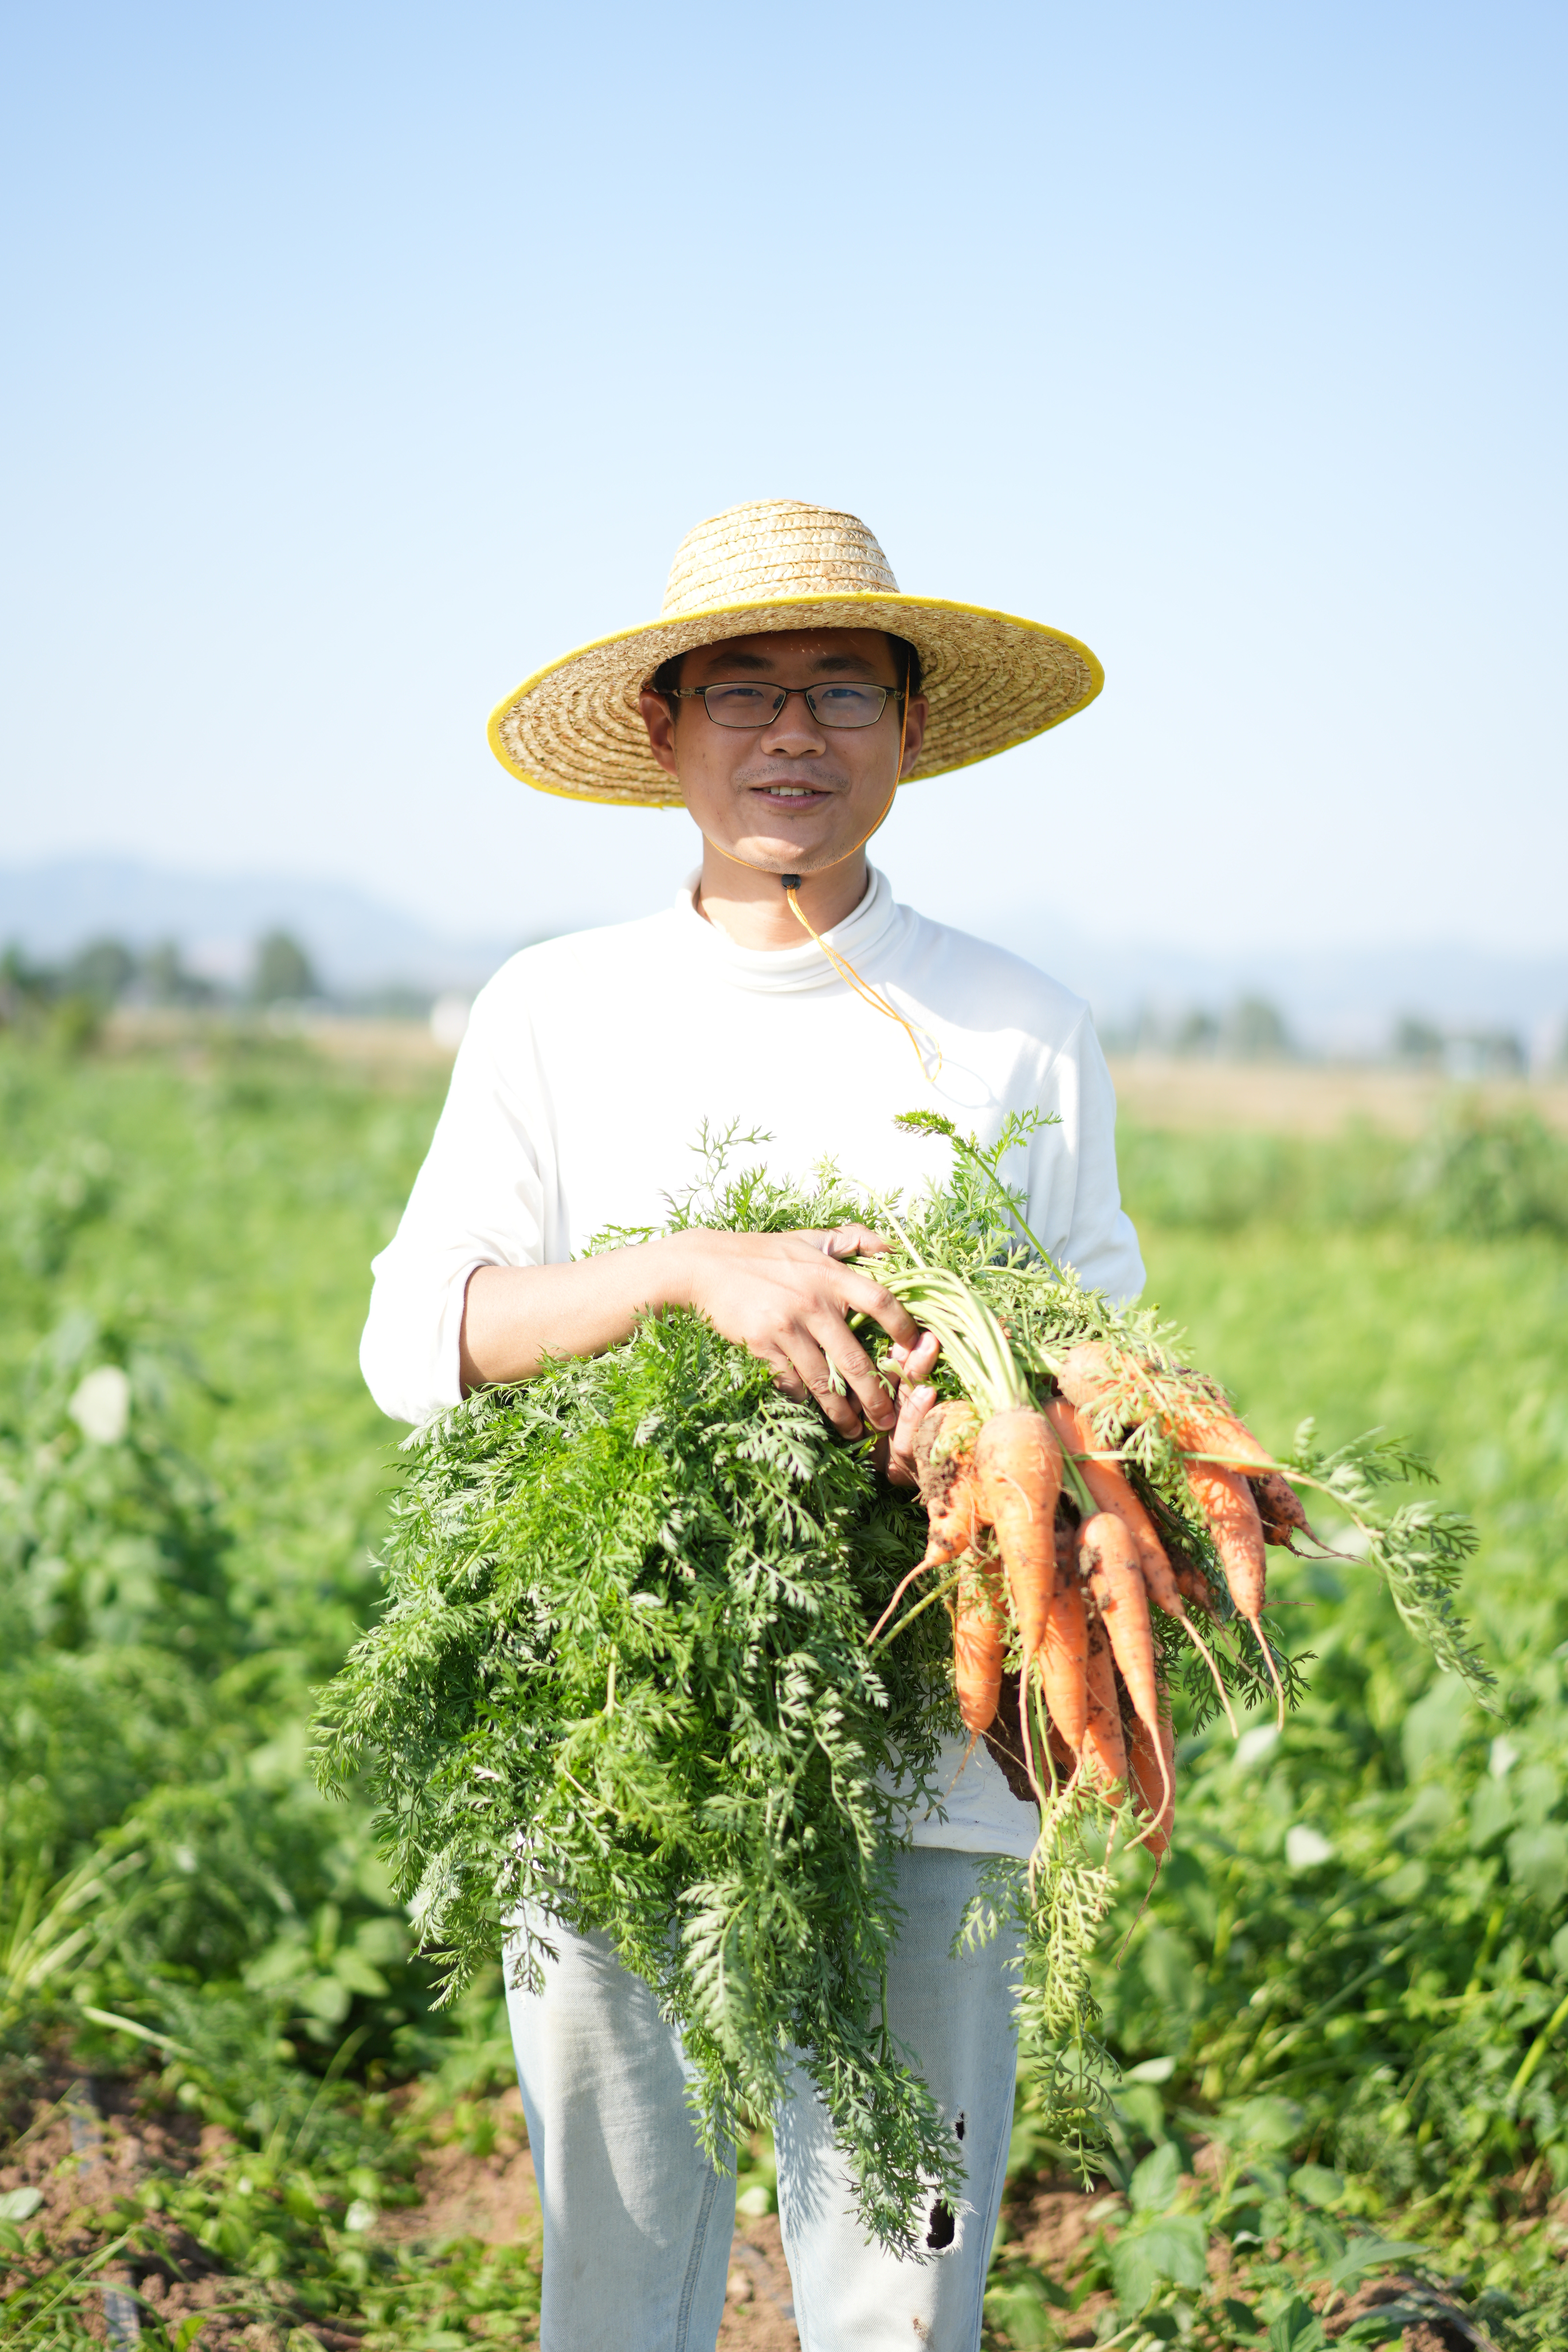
660, 1223, 921, 1440
460, 1224, 935, 1448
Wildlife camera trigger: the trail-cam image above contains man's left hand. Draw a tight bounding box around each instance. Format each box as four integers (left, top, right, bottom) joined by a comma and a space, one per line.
873, 1329, 940, 1487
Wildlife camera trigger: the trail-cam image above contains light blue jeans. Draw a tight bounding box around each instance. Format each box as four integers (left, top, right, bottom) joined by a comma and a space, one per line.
504, 1847, 1020, 2352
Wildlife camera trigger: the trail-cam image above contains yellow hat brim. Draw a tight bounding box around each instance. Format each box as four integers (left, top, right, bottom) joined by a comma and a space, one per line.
487, 591, 1104, 808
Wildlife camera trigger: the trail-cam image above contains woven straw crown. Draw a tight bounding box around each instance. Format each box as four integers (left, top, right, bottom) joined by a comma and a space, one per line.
488, 499, 1103, 808
659, 504, 898, 616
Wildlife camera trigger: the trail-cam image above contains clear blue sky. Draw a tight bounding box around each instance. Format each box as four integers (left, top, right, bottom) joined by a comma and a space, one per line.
3, 1, 1563, 956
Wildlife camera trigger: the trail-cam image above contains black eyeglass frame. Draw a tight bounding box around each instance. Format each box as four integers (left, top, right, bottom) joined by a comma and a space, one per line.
665, 680, 907, 730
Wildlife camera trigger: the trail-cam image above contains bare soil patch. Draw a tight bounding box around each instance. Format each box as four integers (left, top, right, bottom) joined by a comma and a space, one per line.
385, 2093, 803, 2348
375, 2084, 537, 2249
0, 2067, 291, 2348
719, 2211, 798, 2349
1106, 1056, 1568, 1137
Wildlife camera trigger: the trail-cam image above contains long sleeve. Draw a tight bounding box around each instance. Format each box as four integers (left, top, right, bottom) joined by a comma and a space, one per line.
359, 973, 552, 1424
1026, 1012, 1144, 1306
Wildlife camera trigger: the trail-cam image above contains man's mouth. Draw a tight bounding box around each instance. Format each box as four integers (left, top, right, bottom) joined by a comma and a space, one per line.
749, 782, 831, 805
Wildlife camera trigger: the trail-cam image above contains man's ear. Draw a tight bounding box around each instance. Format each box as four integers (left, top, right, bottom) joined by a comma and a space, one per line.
639, 687, 679, 777
898, 694, 929, 779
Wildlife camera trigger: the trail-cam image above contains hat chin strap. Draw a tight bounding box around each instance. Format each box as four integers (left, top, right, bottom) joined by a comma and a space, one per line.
698, 685, 941, 1082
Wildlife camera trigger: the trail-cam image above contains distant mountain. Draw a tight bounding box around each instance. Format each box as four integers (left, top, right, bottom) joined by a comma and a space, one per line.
0, 859, 518, 993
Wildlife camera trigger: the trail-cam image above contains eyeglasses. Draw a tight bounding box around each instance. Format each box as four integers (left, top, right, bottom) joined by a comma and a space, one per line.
668, 680, 903, 730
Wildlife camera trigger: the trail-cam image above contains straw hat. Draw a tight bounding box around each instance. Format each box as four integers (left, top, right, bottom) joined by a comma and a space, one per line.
487, 499, 1104, 808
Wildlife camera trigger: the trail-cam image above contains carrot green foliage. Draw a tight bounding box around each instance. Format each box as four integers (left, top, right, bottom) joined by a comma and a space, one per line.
313, 1150, 962, 2257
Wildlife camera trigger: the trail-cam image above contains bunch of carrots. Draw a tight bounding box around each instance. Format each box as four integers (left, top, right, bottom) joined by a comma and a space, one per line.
857, 1109, 1492, 1891
869, 1287, 1318, 1862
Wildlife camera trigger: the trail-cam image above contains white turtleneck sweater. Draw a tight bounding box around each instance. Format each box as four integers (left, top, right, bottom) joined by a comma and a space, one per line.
361, 865, 1143, 1860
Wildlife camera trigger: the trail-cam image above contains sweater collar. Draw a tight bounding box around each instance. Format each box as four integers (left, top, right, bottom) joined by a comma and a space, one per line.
674, 863, 907, 995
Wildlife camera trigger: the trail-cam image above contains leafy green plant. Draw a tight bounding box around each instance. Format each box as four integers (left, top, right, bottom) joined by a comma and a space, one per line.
1406, 1100, 1568, 1239
1107, 2142, 1208, 2311
1115, 1099, 1568, 1242
0, 2047, 541, 2349
0, 1035, 450, 2090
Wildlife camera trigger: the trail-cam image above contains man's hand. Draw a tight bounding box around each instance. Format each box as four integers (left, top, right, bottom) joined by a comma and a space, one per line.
662, 1223, 926, 1442
876, 1330, 941, 1487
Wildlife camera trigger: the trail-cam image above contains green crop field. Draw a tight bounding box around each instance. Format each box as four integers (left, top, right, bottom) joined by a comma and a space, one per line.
1, 1029, 1565, 2349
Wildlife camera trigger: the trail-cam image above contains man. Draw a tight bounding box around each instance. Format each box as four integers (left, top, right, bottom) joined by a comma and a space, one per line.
362, 500, 1143, 2352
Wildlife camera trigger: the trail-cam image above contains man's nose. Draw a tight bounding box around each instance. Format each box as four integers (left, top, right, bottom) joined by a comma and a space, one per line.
758, 690, 827, 758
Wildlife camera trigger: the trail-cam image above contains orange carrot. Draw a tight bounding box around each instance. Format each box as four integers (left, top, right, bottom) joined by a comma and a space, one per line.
913, 1402, 983, 1566
1047, 1399, 1174, 1603
1167, 1389, 1272, 1471
1128, 1701, 1176, 1857
952, 1555, 1006, 1735
1040, 1581, 1089, 1757
1183, 1462, 1265, 1618
973, 1409, 1062, 1667
1078, 1513, 1163, 1756
1174, 1559, 1217, 1617
869, 1401, 983, 1643
1049, 1397, 1237, 1735
1185, 1460, 1285, 1721
1080, 1612, 1128, 1797
1249, 1469, 1319, 1552
972, 1408, 1062, 1804
981, 1668, 1078, 1795
1057, 1345, 1274, 1477
1054, 1340, 1119, 1414
1079, 1512, 1174, 1830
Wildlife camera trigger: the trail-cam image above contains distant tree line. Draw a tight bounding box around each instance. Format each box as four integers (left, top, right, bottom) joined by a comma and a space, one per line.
1, 938, 1549, 1077
1100, 996, 1538, 1072
0, 928, 323, 1030
1101, 995, 1300, 1062
1389, 1016, 1529, 1078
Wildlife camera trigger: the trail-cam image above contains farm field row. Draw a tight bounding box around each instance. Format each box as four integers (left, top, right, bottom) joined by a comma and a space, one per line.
1110, 1057, 1568, 1139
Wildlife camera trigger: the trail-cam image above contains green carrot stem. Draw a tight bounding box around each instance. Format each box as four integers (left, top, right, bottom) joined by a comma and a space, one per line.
941, 1122, 1058, 1270
1060, 1450, 1096, 1516
870, 1568, 961, 1648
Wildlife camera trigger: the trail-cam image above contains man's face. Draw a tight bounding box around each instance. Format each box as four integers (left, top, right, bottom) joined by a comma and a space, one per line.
639, 628, 928, 877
